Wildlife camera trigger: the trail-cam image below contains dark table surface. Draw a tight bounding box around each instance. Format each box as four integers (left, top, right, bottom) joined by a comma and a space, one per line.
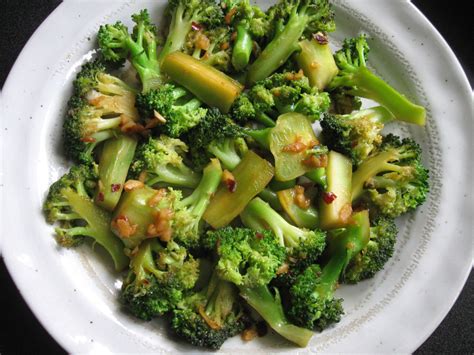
1, 1, 472, 354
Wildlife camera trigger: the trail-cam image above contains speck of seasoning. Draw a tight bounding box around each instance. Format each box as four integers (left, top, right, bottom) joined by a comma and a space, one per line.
40, 105, 43, 108
4, 128, 8, 131
29, 116, 32, 120
91, 339, 94, 343
421, 42, 424, 46
87, 37, 91, 41
35, 269, 38, 272
445, 79, 448, 83
90, 321, 93, 324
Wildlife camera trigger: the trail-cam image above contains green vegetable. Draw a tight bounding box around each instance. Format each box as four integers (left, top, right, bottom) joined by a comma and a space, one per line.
321, 106, 395, 166
120, 239, 199, 320
328, 35, 426, 125
241, 197, 326, 268
162, 52, 244, 113
95, 135, 138, 211
351, 134, 429, 218
43, 165, 128, 270
269, 112, 318, 181
203, 151, 274, 228
288, 210, 370, 330
277, 188, 319, 229
98, 10, 161, 92
295, 36, 339, 90
319, 150, 352, 230
247, 0, 335, 84
208, 227, 314, 347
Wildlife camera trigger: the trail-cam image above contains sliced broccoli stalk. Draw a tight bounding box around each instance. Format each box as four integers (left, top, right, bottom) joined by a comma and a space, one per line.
98, 10, 161, 92
351, 134, 429, 218
43, 165, 128, 271
327, 35, 426, 125
120, 239, 199, 320
247, 0, 335, 84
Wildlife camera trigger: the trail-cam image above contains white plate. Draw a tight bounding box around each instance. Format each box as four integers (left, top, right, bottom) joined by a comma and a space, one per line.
1, 0, 472, 353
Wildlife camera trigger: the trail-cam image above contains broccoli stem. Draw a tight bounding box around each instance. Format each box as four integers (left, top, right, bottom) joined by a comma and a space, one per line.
232, 23, 253, 71
95, 135, 138, 211
344, 67, 426, 126
244, 127, 272, 149
258, 187, 284, 211
241, 197, 304, 248
239, 285, 313, 347
256, 112, 277, 127
146, 164, 202, 188
177, 158, 223, 216
305, 168, 327, 189
208, 139, 242, 170
246, 14, 304, 84
62, 188, 128, 270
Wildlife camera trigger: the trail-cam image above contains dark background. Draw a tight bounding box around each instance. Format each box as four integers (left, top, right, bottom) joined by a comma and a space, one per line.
0, 1, 472, 353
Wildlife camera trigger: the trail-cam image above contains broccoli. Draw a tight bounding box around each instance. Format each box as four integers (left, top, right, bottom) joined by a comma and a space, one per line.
170, 270, 246, 349
288, 210, 370, 330
120, 239, 199, 320
172, 158, 223, 248
129, 135, 201, 188
207, 227, 314, 347
351, 134, 429, 218
186, 26, 232, 72
320, 106, 395, 166
327, 35, 426, 125
240, 197, 326, 268
221, 0, 270, 71
328, 90, 362, 114
184, 108, 247, 170
247, 0, 335, 84
232, 71, 330, 126
63, 60, 139, 164
43, 164, 128, 270
98, 10, 161, 92
135, 83, 207, 138
159, 0, 224, 64
342, 217, 398, 283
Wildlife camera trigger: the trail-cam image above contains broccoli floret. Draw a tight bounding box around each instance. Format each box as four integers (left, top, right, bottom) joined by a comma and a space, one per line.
207, 227, 313, 347
43, 164, 128, 270
221, 0, 270, 71
232, 71, 330, 125
328, 90, 362, 114
321, 106, 395, 165
170, 270, 246, 349
343, 217, 398, 283
327, 35, 426, 125
352, 134, 429, 218
288, 210, 370, 330
247, 0, 335, 84
172, 159, 223, 248
135, 83, 207, 138
63, 60, 139, 164
120, 239, 199, 320
185, 108, 246, 170
98, 10, 161, 92
129, 135, 201, 188
240, 197, 326, 268
186, 26, 232, 72
159, 0, 224, 64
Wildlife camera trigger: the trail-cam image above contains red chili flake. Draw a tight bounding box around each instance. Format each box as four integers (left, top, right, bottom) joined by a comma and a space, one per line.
322, 191, 337, 204
97, 192, 105, 202
313, 32, 328, 45
111, 183, 121, 192
191, 22, 202, 31
255, 232, 264, 240
226, 179, 237, 192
